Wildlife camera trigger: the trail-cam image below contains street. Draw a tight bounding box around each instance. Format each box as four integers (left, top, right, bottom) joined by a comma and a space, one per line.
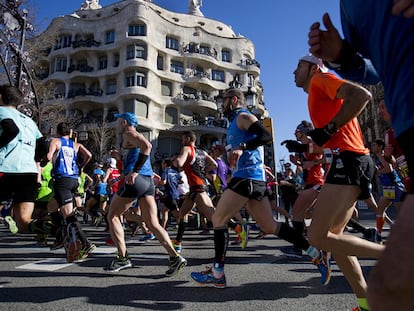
0, 207, 388, 311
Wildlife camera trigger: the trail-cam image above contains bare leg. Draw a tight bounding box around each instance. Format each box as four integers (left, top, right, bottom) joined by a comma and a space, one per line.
368, 194, 414, 310
139, 195, 177, 257
107, 194, 134, 257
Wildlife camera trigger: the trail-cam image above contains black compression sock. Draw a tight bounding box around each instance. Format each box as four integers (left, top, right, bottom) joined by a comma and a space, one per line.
276, 222, 310, 251
214, 227, 229, 262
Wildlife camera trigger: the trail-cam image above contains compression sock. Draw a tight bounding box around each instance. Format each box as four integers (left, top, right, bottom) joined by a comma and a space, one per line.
348, 218, 367, 234
292, 221, 304, 248
175, 220, 187, 242
276, 222, 310, 250
214, 227, 229, 263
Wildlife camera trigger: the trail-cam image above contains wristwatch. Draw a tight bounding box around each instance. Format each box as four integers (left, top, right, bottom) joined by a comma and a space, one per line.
238, 142, 247, 150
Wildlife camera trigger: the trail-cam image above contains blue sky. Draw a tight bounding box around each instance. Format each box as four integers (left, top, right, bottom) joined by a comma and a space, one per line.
28, 0, 341, 170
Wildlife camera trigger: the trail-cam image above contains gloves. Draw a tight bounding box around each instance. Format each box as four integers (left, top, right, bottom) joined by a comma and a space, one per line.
281, 140, 308, 153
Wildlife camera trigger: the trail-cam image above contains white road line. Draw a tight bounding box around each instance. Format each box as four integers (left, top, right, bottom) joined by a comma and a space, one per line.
16, 258, 73, 271
15, 247, 167, 272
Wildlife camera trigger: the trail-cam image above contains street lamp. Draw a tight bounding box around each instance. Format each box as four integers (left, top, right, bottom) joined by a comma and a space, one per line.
246, 86, 257, 110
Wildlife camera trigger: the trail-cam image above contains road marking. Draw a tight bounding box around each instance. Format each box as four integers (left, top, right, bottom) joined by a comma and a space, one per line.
15, 247, 167, 272
16, 258, 73, 271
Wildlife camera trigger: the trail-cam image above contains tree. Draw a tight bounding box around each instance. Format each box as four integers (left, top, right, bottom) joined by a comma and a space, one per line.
86, 115, 116, 162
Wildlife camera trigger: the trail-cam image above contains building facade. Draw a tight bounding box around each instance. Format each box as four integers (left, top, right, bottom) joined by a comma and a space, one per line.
35, 0, 271, 164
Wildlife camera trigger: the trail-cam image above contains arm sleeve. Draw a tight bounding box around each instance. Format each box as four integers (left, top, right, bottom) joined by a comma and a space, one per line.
133, 153, 149, 173
245, 121, 272, 150
0, 118, 19, 148
35, 137, 48, 162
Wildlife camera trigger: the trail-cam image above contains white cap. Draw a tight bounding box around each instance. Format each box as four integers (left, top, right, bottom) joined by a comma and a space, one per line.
299, 54, 328, 73
108, 157, 117, 168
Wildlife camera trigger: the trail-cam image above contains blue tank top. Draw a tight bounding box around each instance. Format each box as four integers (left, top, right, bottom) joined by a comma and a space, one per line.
123, 147, 153, 177
226, 108, 266, 181
53, 138, 78, 179
95, 182, 108, 196
162, 167, 181, 199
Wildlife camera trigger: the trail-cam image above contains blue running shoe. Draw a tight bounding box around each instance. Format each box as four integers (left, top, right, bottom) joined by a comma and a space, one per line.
239, 223, 250, 250
191, 266, 226, 288
139, 232, 155, 241
312, 250, 332, 286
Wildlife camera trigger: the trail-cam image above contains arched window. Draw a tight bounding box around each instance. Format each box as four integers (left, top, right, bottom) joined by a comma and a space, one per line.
124, 99, 148, 118
161, 81, 172, 96
165, 106, 178, 124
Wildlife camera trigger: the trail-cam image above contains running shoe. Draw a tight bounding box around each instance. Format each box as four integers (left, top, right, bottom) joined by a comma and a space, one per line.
94, 215, 104, 227
64, 223, 82, 263
255, 231, 268, 239
312, 250, 332, 286
172, 240, 182, 254
363, 227, 379, 243
50, 239, 64, 250
4, 216, 18, 234
165, 255, 187, 276
230, 236, 241, 245
190, 266, 226, 288
239, 223, 250, 250
78, 242, 96, 260
104, 254, 133, 272
139, 232, 155, 241
281, 246, 303, 258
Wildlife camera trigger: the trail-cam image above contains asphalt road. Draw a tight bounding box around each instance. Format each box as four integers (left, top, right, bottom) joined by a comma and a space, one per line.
0, 206, 390, 311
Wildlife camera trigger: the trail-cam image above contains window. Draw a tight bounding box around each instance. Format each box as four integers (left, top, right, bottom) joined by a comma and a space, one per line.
135, 100, 148, 118
125, 73, 135, 87
54, 35, 72, 50
105, 30, 115, 44
165, 107, 178, 124
157, 54, 164, 70
170, 60, 184, 74
124, 71, 147, 87
126, 44, 146, 60
166, 36, 179, 50
161, 81, 172, 96
195, 66, 204, 77
212, 69, 225, 82
124, 99, 148, 118
55, 57, 67, 72
136, 72, 146, 87
128, 24, 146, 36
106, 79, 117, 95
248, 74, 254, 87
221, 49, 231, 62
98, 56, 108, 70
54, 82, 66, 98
200, 45, 210, 55
113, 53, 120, 67
135, 45, 146, 59
126, 45, 135, 60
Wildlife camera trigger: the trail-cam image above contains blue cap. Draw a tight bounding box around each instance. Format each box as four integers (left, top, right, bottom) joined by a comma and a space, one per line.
114, 112, 138, 127
93, 168, 105, 176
